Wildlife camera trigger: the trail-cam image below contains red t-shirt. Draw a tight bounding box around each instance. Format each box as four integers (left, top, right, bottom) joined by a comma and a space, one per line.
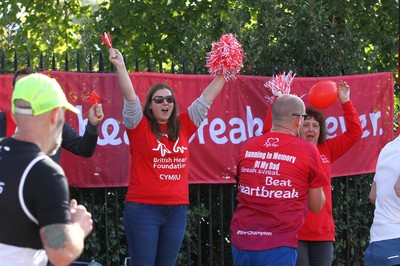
298, 101, 362, 241
230, 132, 328, 251
125, 111, 198, 205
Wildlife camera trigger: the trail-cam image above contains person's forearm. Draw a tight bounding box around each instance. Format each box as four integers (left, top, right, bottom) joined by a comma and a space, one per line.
41, 224, 85, 266
116, 65, 136, 101
308, 188, 325, 213
202, 75, 225, 102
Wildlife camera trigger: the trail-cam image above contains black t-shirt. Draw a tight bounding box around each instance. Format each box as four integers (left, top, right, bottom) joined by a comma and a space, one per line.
0, 111, 6, 138
0, 138, 71, 249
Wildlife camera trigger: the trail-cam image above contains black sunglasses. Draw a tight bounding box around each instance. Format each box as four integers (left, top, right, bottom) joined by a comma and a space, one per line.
152, 95, 174, 104
292, 113, 308, 118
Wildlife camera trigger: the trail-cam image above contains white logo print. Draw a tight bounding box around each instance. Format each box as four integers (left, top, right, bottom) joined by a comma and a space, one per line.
320, 154, 330, 164
153, 137, 187, 157
153, 142, 172, 157
264, 138, 279, 148
172, 137, 187, 153
0, 182, 5, 194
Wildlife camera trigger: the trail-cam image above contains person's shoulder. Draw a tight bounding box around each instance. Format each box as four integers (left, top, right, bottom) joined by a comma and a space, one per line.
62, 121, 73, 131
33, 155, 66, 178
242, 134, 264, 145
378, 137, 400, 157
0, 137, 39, 151
61, 121, 80, 139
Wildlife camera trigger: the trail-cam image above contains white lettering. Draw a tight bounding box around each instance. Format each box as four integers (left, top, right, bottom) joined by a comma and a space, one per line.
265, 176, 292, 187
272, 152, 296, 163
239, 184, 299, 199
237, 230, 272, 236
229, 118, 247, 144
244, 151, 266, 159
160, 174, 181, 180
209, 118, 228, 144
73, 105, 379, 147
240, 167, 257, 173
153, 162, 186, 169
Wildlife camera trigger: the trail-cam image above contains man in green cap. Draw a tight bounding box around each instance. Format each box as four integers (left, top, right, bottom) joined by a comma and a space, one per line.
0, 73, 93, 266
0, 67, 104, 163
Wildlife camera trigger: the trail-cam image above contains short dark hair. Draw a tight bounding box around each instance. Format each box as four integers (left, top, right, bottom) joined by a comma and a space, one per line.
12, 67, 36, 87
305, 107, 327, 144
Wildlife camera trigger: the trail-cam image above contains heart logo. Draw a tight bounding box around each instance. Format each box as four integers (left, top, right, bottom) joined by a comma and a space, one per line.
265, 138, 279, 147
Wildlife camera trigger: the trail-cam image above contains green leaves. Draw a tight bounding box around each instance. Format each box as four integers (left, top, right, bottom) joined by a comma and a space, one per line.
0, 0, 397, 79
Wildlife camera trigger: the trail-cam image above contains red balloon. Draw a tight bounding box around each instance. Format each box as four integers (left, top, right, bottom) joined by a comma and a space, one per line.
308, 80, 338, 109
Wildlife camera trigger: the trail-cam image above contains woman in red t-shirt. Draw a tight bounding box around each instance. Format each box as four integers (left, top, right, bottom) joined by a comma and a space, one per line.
296, 81, 362, 266
109, 48, 226, 266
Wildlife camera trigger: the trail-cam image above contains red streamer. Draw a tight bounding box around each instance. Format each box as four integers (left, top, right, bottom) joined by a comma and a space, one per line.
206, 33, 245, 81
88, 91, 101, 105
100, 31, 112, 48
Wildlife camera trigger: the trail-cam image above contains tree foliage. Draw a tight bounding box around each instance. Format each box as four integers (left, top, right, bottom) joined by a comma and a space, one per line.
0, 0, 397, 78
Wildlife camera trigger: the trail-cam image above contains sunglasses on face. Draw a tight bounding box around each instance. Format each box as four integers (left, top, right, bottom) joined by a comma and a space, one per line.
152, 95, 174, 104
292, 113, 308, 118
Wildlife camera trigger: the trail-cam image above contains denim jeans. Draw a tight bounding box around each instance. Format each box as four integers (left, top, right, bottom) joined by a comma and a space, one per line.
364, 237, 400, 266
231, 245, 297, 266
123, 202, 188, 266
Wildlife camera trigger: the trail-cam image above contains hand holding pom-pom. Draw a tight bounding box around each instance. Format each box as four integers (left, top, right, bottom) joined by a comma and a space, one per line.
206, 33, 245, 81
264, 70, 296, 103
87, 91, 103, 120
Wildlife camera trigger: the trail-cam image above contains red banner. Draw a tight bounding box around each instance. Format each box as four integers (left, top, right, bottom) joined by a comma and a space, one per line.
0, 71, 394, 187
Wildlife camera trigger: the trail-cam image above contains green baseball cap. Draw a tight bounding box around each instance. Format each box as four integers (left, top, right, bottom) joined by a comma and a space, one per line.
12, 73, 80, 116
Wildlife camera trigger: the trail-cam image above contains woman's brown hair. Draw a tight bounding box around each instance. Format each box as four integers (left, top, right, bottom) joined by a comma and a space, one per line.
305, 107, 327, 144
143, 83, 181, 141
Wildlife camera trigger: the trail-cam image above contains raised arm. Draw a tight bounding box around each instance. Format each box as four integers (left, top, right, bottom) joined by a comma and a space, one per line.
58, 122, 98, 159
338, 80, 350, 103
109, 48, 137, 102
328, 81, 363, 161
187, 75, 226, 126
202, 75, 226, 102
40, 199, 92, 266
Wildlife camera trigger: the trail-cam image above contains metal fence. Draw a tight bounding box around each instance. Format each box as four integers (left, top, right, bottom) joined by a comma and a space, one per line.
2, 50, 374, 266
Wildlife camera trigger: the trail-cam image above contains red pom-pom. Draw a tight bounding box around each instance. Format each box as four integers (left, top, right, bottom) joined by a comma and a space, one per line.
264, 70, 295, 103
100, 31, 112, 48
206, 33, 245, 81
309, 80, 338, 109
88, 91, 101, 105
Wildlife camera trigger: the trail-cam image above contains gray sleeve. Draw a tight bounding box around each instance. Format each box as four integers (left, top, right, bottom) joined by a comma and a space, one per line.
187, 94, 212, 127
123, 97, 143, 129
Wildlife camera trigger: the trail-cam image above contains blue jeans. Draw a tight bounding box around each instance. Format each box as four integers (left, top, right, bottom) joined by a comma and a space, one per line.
123, 202, 188, 266
364, 237, 400, 266
231, 245, 297, 266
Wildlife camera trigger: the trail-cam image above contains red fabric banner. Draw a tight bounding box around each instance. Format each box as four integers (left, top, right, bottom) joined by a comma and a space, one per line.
0, 71, 394, 187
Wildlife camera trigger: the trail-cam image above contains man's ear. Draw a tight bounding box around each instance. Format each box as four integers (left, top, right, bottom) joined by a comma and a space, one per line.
49, 107, 62, 125
295, 116, 302, 128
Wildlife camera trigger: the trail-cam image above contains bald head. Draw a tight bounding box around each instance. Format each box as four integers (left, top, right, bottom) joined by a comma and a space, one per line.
271, 94, 306, 134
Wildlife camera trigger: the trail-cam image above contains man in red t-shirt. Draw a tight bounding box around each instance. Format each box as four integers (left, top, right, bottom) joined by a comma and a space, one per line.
230, 94, 328, 266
